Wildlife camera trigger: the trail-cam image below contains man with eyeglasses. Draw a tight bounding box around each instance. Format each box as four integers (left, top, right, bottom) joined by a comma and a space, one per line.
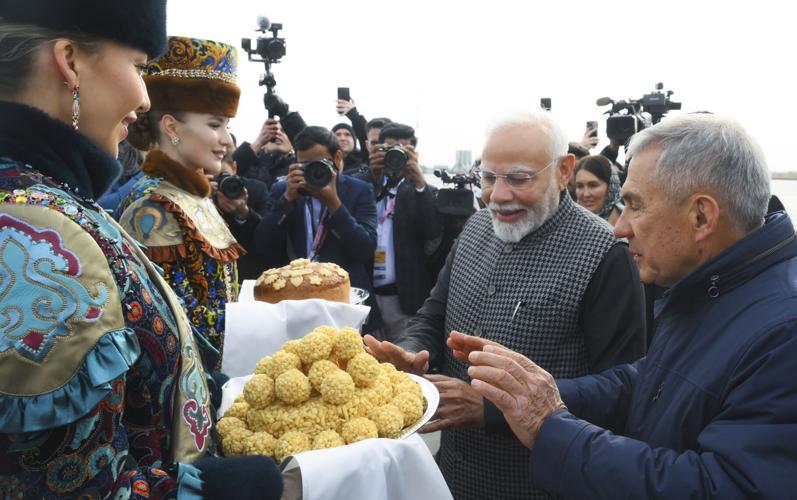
365, 111, 646, 499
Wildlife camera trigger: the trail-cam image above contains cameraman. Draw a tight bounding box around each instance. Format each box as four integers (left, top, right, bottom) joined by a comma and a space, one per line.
348, 123, 442, 342
233, 118, 295, 187
253, 126, 382, 332
213, 151, 272, 281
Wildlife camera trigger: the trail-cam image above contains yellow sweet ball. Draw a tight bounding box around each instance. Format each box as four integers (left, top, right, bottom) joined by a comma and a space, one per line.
380, 362, 398, 376
319, 370, 355, 405
313, 325, 339, 341
244, 374, 275, 409
216, 416, 247, 437
266, 351, 302, 379
334, 327, 364, 360
346, 352, 381, 388
341, 417, 378, 444
313, 430, 345, 450
253, 355, 271, 375
275, 368, 312, 405
282, 339, 302, 357
368, 404, 405, 438
225, 400, 250, 420
297, 331, 333, 365
275, 430, 312, 462
308, 359, 339, 391
221, 427, 253, 457
392, 392, 424, 425
245, 431, 277, 457
393, 377, 423, 399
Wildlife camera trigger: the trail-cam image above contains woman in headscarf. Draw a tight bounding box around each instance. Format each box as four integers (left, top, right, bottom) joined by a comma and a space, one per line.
0, 2, 280, 498
118, 36, 246, 371
575, 154, 624, 225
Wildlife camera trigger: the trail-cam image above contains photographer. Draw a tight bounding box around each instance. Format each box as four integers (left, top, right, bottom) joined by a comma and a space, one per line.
213, 152, 272, 281
233, 118, 295, 187
348, 123, 442, 341
332, 122, 367, 174
253, 126, 382, 332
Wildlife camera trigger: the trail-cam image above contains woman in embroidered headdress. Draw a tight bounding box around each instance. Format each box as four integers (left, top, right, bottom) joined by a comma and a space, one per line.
118, 36, 246, 370
0, 2, 281, 499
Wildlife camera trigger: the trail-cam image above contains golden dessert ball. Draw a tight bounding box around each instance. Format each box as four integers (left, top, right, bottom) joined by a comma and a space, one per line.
266, 351, 302, 379
221, 427, 253, 457
392, 392, 424, 425
216, 416, 247, 437
253, 356, 271, 375
346, 352, 381, 388
244, 374, 275, 409
275, 368, 311, 405
319, 370, 355, 405
275, 430, 312, 462
225, 400, 250, 420
308, 359, 339, 391
282, 339, 302, 357
246, 431, 277, 456
313, 325, 339, 341
342, 417, 378, 444
393, 378, 423, 399
380, 362, 398, 376
334, 327, 364, 360
368, 404, 405, 438
313, 430, 345, 450
297, 331, 333, 365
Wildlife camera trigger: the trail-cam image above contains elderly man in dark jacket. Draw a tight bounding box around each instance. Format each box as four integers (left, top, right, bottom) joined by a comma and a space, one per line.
455, 113, 797, 498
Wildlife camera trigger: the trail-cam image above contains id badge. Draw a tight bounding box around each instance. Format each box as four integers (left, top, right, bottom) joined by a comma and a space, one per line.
374, 247, 387, 280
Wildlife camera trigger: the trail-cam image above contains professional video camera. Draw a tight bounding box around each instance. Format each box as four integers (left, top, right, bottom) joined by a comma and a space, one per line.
433, 168, 480, 216
242, 17, 287, 118
597, 82, 682, 142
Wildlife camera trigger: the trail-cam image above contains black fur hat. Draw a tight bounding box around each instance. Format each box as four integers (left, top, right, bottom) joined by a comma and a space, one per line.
0, 0, 168, 59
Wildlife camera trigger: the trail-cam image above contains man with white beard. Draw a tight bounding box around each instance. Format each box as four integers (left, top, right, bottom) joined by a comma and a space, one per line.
365, 110, 646, 499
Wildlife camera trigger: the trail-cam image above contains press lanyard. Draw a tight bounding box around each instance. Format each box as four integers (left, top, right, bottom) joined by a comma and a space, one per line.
307, 200, 328, 261
378, 196, 397, 226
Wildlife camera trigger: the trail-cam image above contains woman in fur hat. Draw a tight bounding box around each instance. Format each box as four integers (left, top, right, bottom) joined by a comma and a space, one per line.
0, 2, 281, 498
117, 36, 246, 372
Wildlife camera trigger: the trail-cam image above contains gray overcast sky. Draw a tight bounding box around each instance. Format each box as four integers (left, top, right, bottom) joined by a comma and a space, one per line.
166, 0, 796, 171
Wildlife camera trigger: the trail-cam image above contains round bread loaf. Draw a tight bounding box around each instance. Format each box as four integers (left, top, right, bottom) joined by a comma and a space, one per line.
254, 259, 351, 303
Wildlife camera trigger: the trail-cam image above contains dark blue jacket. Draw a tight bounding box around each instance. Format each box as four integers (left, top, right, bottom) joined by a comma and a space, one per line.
531, 211, 797, 498
254, 174, 381, 330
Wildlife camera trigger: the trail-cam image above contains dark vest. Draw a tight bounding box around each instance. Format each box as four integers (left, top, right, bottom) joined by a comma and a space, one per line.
439, 195, 617, 499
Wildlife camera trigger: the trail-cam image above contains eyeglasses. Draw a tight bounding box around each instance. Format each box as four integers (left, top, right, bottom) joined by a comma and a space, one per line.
477, 158, 558, 190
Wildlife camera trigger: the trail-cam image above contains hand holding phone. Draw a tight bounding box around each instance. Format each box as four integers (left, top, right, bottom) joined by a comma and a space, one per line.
586, 121, 598, 138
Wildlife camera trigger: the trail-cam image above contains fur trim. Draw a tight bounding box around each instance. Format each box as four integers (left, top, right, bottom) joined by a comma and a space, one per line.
145, 76, 240, 118
141, 150, 211, 198
0, 0, 168, 59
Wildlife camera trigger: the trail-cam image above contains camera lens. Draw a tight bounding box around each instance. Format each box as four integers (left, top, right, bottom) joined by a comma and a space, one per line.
219, 174, 245, 199
383, 146, 407, 176
304, 160, 333, 188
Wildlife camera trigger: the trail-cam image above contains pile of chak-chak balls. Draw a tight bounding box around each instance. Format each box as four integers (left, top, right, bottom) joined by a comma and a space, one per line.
217, 326, 426, 462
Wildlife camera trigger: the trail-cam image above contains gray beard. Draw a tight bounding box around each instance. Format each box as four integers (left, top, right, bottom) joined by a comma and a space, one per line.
488, 187, 560, 243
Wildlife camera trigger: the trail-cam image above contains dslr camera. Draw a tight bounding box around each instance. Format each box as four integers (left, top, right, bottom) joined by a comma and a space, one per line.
382, 145, 407, 178
303, 158, 336, 188
215, 172, 245, 199
597, 82, 682, 143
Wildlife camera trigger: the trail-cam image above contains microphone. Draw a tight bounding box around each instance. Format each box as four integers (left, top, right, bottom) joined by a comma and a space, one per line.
596, 97, 614, 106
256, 16, 270, 32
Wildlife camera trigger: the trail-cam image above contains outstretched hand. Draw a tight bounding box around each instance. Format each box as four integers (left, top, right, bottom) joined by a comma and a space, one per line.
363, 334, 429, 376
447, 330, 503, 364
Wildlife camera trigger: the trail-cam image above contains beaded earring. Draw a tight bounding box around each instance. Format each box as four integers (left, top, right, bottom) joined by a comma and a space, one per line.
71, 86, 80, 131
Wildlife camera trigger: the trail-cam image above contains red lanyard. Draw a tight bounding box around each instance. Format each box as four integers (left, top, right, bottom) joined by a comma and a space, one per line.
378, 196, 397, 226
308, 203, 328, 261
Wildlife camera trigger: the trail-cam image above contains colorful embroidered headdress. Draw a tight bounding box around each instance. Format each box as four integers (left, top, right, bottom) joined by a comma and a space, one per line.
144, 36, 240, 118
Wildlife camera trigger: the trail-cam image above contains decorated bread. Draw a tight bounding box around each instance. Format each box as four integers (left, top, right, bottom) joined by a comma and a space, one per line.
254, 259, 350, 304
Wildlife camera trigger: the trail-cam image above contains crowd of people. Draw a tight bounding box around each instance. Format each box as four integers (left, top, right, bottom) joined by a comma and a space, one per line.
1, 1, 797, 499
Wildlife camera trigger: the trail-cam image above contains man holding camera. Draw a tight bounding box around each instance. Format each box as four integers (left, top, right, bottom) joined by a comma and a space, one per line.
348, 123, 442, 342
253, 126, 381, 331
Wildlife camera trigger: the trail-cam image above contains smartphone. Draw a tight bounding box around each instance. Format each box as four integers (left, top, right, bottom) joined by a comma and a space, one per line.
587, 120, 599, 137
540, 98, 552, 111
337, 87, 350, 101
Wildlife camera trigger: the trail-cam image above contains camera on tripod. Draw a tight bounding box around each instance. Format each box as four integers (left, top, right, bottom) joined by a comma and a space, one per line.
241, 17, 288, 118
597, 82, 682, 143
433, 168, 480, 216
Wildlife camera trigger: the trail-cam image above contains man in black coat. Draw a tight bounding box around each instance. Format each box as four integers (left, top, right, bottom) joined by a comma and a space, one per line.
347, 123, 442, 341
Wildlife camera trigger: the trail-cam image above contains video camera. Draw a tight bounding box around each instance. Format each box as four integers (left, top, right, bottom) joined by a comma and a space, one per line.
433, 169, 480, 216
597, 82, 682, 143
242, 17, 287, 118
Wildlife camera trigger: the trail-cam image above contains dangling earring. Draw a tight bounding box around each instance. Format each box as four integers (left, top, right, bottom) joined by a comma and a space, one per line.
171, 136, 181, 146
71, 85, 80, 131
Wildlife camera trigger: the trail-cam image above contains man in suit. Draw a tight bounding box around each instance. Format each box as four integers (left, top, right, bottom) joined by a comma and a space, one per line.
347, 123, 443, 341
253, 126, 380, 331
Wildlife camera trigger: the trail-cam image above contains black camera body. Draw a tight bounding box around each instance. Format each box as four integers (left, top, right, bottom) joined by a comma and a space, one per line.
216, 172, 245, 199
433, 169, 480, 217
599, 83, 682, 143
383, 145, 408, 177
241, 17, 287, 118
303, 158, 336, 188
